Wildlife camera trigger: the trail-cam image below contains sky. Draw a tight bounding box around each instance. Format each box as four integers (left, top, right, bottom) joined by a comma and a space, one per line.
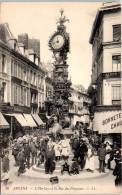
0, 2, 103, 90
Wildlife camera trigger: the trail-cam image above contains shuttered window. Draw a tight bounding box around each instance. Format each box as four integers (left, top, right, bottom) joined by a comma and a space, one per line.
112, 55, 121, 72
113, 24, 121, 41
112, 85, 121, 100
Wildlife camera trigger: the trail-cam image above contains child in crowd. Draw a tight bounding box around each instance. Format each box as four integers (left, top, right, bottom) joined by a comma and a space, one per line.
2, 150, 9, 187
54, 140, 61, 162
61, 159, 71, 176
70, 158, 79, 175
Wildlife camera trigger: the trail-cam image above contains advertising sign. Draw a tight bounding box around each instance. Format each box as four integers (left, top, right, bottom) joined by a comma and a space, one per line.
94, 110, 122, 133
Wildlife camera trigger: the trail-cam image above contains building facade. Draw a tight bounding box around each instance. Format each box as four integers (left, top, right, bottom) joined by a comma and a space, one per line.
88, 2, 121, 142
0, 23, 52, 138
69, 85, 91, 127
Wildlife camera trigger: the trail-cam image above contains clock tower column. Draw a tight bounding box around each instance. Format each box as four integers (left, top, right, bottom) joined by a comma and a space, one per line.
48, 9, 71, 129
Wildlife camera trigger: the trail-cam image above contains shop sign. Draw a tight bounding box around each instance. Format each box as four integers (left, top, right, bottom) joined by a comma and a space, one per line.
94, 110, 122, 133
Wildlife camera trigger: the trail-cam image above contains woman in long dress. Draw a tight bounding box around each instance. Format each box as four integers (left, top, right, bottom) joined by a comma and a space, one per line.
85, 143, 95, 173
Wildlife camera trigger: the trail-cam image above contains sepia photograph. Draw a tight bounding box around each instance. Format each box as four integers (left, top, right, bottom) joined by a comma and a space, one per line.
0, 1, 122, 194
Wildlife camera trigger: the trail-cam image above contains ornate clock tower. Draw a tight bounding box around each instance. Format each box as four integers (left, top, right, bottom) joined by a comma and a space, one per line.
48, 9, 71, 128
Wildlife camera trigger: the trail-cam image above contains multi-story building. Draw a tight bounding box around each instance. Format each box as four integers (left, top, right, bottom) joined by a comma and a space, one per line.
0, 23, 51, 138
69, 84, 91, 127
88, 2, 121, 143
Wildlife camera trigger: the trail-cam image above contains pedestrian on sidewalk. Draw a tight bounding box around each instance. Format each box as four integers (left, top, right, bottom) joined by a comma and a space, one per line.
105, 142, 112, 167
30, 138, 37, 165
17, 148, 26, 176
78, 139, 88, 170
85, 143, 94, 173
98, 143, 106, 173
45, 144, 55, 174
1, 150, 10, 187
107, 142, 119, 170
12, 139, 20, 166
23, 141, 31, 169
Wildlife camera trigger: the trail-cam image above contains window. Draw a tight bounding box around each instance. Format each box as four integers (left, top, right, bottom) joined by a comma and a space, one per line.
11, 59, 14, 76
18, 63, 21, 79
11, 83, 14, 105
112, 55, 121, 72
34, 72, 36, 85
27, 88, 30, 106
112, 85, 121, 104
2, 54, 5, 72
23, 66, 26, 81
27, 68, 29, 82
21, 86, 24, 105
24, 88, 27, 106
21, 65, 23, 80
14, 85, 17, 104
14, 61, 17, 77
113, 24, 121, 41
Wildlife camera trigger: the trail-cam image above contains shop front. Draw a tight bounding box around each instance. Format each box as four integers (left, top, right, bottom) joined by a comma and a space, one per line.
93, 110, 122, 146
0, 112, 10, 149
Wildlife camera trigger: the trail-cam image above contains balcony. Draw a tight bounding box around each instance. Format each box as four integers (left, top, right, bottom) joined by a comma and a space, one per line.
112, 100, 121, 105
97, 71, 122, 83
0, 72, 10, 80
12, 76, 22, 85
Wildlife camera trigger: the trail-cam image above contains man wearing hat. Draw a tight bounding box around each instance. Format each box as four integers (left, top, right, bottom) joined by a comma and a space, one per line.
12, 139, 20, 166
45, 144, 55, 174
23, 140, 31, 169
97, 143, 106, 173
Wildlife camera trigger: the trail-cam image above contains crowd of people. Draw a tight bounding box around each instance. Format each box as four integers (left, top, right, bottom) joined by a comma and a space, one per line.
1, 125, 122, 187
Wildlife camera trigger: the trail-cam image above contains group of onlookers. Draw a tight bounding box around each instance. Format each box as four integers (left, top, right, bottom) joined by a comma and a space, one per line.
1, 130, 121, 187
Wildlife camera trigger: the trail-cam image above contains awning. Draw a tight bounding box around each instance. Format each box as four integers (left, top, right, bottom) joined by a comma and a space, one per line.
14, 114, 29, 127
0, 112, 10, 129
32, 114, 45, 125
23, 114, 37, 127
94, 110, 122, 133
4, 113, 29, 127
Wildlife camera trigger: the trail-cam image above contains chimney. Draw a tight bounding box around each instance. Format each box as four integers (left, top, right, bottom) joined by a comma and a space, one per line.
18, 33, 28, 49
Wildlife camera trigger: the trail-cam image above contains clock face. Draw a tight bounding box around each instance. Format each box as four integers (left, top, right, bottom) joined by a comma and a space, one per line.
51, 34, 65, 50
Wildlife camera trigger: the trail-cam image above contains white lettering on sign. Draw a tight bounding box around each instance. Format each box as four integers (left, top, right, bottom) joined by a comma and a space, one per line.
102, 113, 121, 125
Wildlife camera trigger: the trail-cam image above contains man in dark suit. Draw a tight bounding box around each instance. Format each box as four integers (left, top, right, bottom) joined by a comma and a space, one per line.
98, 143, 106, 173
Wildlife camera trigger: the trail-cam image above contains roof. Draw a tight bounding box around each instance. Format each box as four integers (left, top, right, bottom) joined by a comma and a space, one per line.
89, 2, 121, 44
0, 23, 16, 48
